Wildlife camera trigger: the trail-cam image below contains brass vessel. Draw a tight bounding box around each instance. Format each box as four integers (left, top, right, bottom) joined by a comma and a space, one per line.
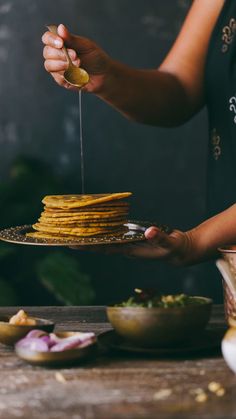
0, 316, 54, 346
107, 297, 212, 348
218, 246, 236, 321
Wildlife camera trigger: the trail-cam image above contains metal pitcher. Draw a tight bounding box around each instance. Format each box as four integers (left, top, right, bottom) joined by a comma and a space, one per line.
217, 246, 236, 321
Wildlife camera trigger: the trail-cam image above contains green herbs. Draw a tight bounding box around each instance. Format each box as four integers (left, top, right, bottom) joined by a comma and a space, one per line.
117, 289, 205, 308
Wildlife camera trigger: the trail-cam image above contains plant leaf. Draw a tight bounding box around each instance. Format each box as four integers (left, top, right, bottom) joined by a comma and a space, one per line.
37, 252, 95, 305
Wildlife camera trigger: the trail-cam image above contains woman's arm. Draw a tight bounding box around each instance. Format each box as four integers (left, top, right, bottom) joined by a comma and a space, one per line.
121, 204, 236, 266
184, 204, 236, 264
42, 0, 224, 126
99, 0, 224, 126
70, 204, 236, 266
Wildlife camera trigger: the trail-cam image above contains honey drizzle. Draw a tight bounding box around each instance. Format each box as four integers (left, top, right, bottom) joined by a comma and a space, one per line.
79, 90, 85, 194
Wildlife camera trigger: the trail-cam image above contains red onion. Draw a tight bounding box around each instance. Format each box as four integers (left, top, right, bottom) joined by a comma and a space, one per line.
26, 329, 48, 339
25, 330, 51, 345
50, 337, 85, 352
15, 331, 95, 353
50, 333, 95, 352
15, 337, 49, 352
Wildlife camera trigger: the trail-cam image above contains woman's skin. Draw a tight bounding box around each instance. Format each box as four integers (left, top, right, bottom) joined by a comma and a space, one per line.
110, 205, 236, 265
42, 0, 233, 266
42, 0, 224, 126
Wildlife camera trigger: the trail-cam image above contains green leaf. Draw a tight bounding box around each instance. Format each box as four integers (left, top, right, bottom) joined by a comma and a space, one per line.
37, 252, 95, 305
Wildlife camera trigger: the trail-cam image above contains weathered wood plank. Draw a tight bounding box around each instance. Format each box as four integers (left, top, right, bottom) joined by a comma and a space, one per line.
0, 306, 108, 323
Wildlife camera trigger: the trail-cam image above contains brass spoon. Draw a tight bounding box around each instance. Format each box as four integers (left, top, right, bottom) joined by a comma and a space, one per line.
46, 25, 89, 88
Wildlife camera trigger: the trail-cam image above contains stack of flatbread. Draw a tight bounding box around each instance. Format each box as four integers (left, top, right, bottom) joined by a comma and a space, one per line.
27, 193, 132, 240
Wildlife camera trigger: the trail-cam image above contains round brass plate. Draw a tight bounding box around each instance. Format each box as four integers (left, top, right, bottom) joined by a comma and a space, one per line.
98, 328, 225, 357
0, 223, 145, 247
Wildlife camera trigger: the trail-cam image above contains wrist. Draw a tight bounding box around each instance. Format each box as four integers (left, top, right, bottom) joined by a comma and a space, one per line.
170, 228, 204, 266
96, 59, 131, 100
169, 229, 196, 266
182, 227, 218, 265
92, 58, 117, 96
180, 230, 198, 265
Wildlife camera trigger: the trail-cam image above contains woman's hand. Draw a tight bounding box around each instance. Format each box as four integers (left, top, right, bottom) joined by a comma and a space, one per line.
122, 227, 193, 265
42, 23, 111, 93
76, 204, 236, 265
71, 226, 194, 267
109, 227, 194, 266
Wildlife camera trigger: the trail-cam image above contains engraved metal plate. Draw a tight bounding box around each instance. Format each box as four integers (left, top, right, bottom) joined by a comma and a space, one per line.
98, 329, 224, 356
0, 222, 145, 247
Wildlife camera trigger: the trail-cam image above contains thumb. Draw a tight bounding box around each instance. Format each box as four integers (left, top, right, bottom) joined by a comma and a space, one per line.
145, 226, 172, 249
57, 23, 94, 54
144, 226, 189, 265
57, 23, 74, 46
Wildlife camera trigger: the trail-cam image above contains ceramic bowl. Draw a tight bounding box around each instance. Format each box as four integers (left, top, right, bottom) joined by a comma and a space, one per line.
0, 316, 54, 346
107, 297, 212, 348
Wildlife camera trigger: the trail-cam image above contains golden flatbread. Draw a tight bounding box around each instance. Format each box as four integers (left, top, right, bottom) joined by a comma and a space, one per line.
36, 221, 125, 228
40, 211, 128, 220
44, 203, 129, 213
33, 222, 125, 232
31, 192, 131, 239
42, 193, 132, 209
32, 223, 127, 237
43, 209, 129, 217
38, 216, 126, 224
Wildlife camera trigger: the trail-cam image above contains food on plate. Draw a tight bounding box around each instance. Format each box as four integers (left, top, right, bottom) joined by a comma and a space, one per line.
116, 288, 207, 308
15, 329, 96, 352
9, 310, 36, 326
42, 193, 131, 209
27, 193, 132, 239
107, 289, 212, 347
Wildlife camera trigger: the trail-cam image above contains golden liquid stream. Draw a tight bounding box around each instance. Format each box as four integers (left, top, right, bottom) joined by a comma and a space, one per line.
79, 90, 85, 194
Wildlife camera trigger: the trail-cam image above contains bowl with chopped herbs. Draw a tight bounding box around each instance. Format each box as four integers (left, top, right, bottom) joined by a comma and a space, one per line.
107, 289, 212, 347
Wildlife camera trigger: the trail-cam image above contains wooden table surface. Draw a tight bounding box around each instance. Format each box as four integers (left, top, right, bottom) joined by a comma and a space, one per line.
0, 305, 234, 419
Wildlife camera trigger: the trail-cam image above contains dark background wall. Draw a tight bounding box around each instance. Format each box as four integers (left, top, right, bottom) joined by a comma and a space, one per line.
0, 0, 223, 304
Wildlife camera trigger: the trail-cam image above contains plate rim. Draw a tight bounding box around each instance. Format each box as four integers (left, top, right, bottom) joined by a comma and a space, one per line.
15, 340, 97, 366
0, 222, 145, 247
98, 329, 224, 356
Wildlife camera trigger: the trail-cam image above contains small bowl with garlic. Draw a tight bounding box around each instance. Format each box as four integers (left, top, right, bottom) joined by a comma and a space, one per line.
0, 309, 54, 346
